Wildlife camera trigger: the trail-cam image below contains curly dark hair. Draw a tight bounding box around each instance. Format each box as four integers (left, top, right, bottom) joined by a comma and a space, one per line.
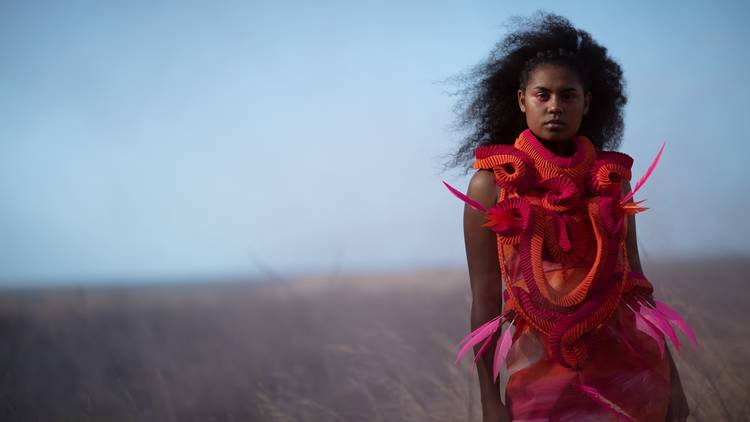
448, 11, 627, 168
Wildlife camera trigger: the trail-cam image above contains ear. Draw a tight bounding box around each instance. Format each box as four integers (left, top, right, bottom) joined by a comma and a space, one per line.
517, 89, 526, 113
583, 91, 592, 115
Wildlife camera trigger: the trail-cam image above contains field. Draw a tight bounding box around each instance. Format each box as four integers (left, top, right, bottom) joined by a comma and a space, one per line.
0, 258, 747, 421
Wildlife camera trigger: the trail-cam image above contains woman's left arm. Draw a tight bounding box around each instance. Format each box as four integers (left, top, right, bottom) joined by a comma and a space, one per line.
623, 180, 689, 422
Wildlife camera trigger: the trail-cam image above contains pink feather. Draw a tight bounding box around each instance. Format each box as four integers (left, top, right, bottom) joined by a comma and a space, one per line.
640, 304, 681, 352
443, 181, 488, 212
456, 317, 501, 364
621, 142, 665, 204
474, 333, 495, 363
577, 383, 637, 421
654, 300, 699, 348
456, 322, 495, 352
457, 315, 502, 347
628, 303, 665, 359
492, 322, 514, 382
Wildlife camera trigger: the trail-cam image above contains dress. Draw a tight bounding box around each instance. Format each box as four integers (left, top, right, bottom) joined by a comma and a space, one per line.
447, 129, 697, 421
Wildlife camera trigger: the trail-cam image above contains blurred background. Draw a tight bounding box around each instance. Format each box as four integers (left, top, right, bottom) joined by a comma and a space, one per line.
0, 0, 748, 421
3, 0, 749, 286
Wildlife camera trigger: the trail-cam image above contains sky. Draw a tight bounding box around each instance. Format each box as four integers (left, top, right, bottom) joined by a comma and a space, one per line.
1, 0, 749, 285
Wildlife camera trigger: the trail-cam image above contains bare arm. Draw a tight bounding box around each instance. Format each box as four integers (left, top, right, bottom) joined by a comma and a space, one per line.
463, 170, 510, 422
622, 180, 689, 421
623, 180, 644, 275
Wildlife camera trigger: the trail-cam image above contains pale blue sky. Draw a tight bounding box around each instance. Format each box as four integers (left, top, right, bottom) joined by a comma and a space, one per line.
1, 0, 749, 285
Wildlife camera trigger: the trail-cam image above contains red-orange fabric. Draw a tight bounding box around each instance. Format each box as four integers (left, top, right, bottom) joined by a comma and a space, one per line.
470, 130, 672, 421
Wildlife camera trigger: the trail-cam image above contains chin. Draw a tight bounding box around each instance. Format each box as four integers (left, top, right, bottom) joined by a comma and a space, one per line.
538, 130, 572, 142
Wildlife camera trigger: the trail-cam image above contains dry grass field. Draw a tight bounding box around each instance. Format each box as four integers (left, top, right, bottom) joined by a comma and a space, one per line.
0, 258, 747, 421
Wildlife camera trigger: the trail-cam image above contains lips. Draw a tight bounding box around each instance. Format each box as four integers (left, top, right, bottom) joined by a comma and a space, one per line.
545, 120, 565, 126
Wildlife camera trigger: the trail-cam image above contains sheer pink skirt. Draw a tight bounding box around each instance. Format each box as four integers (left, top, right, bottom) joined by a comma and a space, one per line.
504, 304, 671, 421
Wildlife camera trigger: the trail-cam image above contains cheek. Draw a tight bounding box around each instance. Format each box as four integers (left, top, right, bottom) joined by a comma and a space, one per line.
525, 109, 542, 123
526, 100, 545, 115
530, 97, 547, 108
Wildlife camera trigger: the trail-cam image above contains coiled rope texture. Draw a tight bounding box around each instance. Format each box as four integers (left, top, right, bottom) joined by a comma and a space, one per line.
474, 129, 653, 369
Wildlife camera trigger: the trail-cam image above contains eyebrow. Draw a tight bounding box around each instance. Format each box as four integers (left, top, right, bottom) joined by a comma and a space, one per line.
532, 86, 579, 92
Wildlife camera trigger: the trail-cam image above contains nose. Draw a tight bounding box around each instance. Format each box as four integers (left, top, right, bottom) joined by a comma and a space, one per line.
548, 95, 563, 114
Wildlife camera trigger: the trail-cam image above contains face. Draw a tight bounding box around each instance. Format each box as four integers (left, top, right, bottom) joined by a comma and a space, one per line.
517, 64, 591, 143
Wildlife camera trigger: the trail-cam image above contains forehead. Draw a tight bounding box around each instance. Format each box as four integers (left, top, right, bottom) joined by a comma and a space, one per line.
526, 64, 584, 90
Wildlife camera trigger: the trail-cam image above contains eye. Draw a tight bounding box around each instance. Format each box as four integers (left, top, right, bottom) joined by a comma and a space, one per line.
536, 92, 549, 101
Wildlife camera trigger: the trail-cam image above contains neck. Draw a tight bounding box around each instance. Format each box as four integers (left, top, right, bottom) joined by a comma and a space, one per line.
539, 137, 576, 157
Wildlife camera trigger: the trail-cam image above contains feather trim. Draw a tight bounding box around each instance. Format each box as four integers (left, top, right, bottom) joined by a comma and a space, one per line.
443, 181, 487, 213
639, 300, 682, 352
457, 314, 502, 347
493, 319, 515, 382
621, 200, 648, 215
474, 333, 496, 363
653, 300, 699, 348
621, 142, 665, 204
455, 315, 503, 364
627, 303, 665, 359
482, 208, 517, 232
576, 383, 637, 421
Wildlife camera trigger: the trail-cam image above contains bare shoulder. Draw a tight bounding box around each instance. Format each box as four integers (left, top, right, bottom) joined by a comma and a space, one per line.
467, 169, 499, 208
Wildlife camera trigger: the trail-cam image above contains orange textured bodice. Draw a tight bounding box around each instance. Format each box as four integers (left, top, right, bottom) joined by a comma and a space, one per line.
471, 129, 654, 370
447, 132, 697, 419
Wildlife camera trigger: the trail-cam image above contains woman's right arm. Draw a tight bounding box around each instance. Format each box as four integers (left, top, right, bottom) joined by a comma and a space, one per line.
463, 169, 511, 422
